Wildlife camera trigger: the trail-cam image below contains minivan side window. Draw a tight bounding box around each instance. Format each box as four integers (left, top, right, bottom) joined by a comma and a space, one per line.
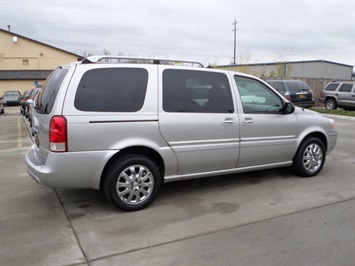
36, 67, 68, 114
235, 76, 283, 113
75, 68, 148, 112
163, 69, 234, 113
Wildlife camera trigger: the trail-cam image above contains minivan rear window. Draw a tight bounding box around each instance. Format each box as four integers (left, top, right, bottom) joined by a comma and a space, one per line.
75, 68, 148, 112
36, 67, 68, 114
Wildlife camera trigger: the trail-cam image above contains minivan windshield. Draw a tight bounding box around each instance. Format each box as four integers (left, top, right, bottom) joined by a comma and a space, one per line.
35, 67, 68, 114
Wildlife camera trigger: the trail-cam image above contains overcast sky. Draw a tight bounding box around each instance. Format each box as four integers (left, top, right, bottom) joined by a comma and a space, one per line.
1, 0, 354, 66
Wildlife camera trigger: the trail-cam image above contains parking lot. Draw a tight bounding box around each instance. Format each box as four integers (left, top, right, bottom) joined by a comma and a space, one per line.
1, 106, 354, 266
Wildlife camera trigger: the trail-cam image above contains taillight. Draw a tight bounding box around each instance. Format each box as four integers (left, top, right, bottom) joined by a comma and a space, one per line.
284, 92, 291, 101
49, 116, 67, 152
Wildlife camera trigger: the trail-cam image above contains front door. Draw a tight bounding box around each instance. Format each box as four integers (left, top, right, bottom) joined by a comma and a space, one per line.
234, 75, 297, 167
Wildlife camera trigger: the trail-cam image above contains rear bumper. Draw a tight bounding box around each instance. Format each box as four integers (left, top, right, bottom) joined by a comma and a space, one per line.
25, 145, 117, 189
318, 97, 326, 104
294, 100, 314, 108
3, 100, 20, 106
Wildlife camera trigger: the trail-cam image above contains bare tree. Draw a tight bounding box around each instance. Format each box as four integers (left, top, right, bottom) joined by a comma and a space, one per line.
237, 49, 252, 73
274, 47, 296, 79
82, 51, 93, 57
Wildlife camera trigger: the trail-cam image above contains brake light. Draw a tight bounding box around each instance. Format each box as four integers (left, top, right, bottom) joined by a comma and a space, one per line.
284, 92, 291, 101
49, 116, 67, 152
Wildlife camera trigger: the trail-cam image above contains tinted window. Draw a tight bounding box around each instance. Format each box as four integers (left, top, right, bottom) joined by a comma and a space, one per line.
235, 76, 283, 113
287, 82, 311, 92
325, 83, 339, 91
163, 69, 234, 113
268, 82, 286, 93
36, 67, 68, 114
338, 84, 353, 92
75, 68, 148, 112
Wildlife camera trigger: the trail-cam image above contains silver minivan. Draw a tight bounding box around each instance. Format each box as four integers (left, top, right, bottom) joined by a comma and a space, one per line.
26, 56, 338, 211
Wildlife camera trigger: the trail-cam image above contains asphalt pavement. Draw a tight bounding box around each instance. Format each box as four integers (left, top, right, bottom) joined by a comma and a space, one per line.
1, 106, 354, 266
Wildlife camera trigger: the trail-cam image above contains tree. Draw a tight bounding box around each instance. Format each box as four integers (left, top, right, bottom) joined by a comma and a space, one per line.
273, 47, 296, 79
235, 49, 252, 73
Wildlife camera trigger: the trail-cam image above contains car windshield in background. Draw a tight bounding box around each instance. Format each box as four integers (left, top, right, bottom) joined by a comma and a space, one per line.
5, 91, 21, 96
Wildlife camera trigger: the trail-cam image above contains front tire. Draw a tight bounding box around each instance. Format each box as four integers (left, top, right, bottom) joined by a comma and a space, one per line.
293, 137, 326, 177
103, 155, 162, 211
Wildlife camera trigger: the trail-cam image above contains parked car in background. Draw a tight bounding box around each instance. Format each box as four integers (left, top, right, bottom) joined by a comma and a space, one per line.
0, 96, 4, 114
266, 80, 314, 108
319, 81, 355, 110
26, 55, 337, 212
3, 90, 22, 106
26, 87, 41, 127
20, 90, 32, 116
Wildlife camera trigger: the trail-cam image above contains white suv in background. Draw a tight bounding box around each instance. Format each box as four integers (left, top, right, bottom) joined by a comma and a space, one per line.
26, 56, 338, 211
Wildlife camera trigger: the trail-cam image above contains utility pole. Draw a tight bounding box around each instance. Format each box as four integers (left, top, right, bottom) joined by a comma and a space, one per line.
232, 19, 237, 65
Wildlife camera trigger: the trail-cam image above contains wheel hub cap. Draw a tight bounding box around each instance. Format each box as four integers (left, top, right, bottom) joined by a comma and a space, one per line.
303, 144, 323, 173
116, 165, 154, 205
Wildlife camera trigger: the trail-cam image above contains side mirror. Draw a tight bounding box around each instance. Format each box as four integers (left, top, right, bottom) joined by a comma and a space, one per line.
284, 102, 295, 114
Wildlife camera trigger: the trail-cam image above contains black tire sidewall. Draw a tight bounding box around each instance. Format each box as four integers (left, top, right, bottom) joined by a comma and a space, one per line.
325, 99, 336, 110
103, 155, 161, 211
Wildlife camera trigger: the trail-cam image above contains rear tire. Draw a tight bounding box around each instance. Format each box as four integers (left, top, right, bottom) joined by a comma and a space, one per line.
325, 98, 337, 110
292, 137, 326, 177
103, 155, 162, 211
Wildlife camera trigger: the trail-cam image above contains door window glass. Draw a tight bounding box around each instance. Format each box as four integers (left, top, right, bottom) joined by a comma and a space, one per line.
338, 84, 353, 92
325, 83, 339, 91
235, 76, 283, 113
163, 69, 234, 113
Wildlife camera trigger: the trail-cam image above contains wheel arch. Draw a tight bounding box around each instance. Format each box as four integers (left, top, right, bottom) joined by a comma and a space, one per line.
296, 131, 328, 156
325, 96, 337, 102
100, 146, 165, 188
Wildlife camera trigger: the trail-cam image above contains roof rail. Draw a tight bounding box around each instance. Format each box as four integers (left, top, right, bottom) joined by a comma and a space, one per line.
81, 55, 207, 67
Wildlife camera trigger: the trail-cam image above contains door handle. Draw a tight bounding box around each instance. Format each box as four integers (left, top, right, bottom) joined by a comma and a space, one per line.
243, 118, 254, 124
223, 118, 236, 126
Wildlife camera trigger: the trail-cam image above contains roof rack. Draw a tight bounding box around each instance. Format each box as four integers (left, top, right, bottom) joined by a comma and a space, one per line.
81, 55, 207, 68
